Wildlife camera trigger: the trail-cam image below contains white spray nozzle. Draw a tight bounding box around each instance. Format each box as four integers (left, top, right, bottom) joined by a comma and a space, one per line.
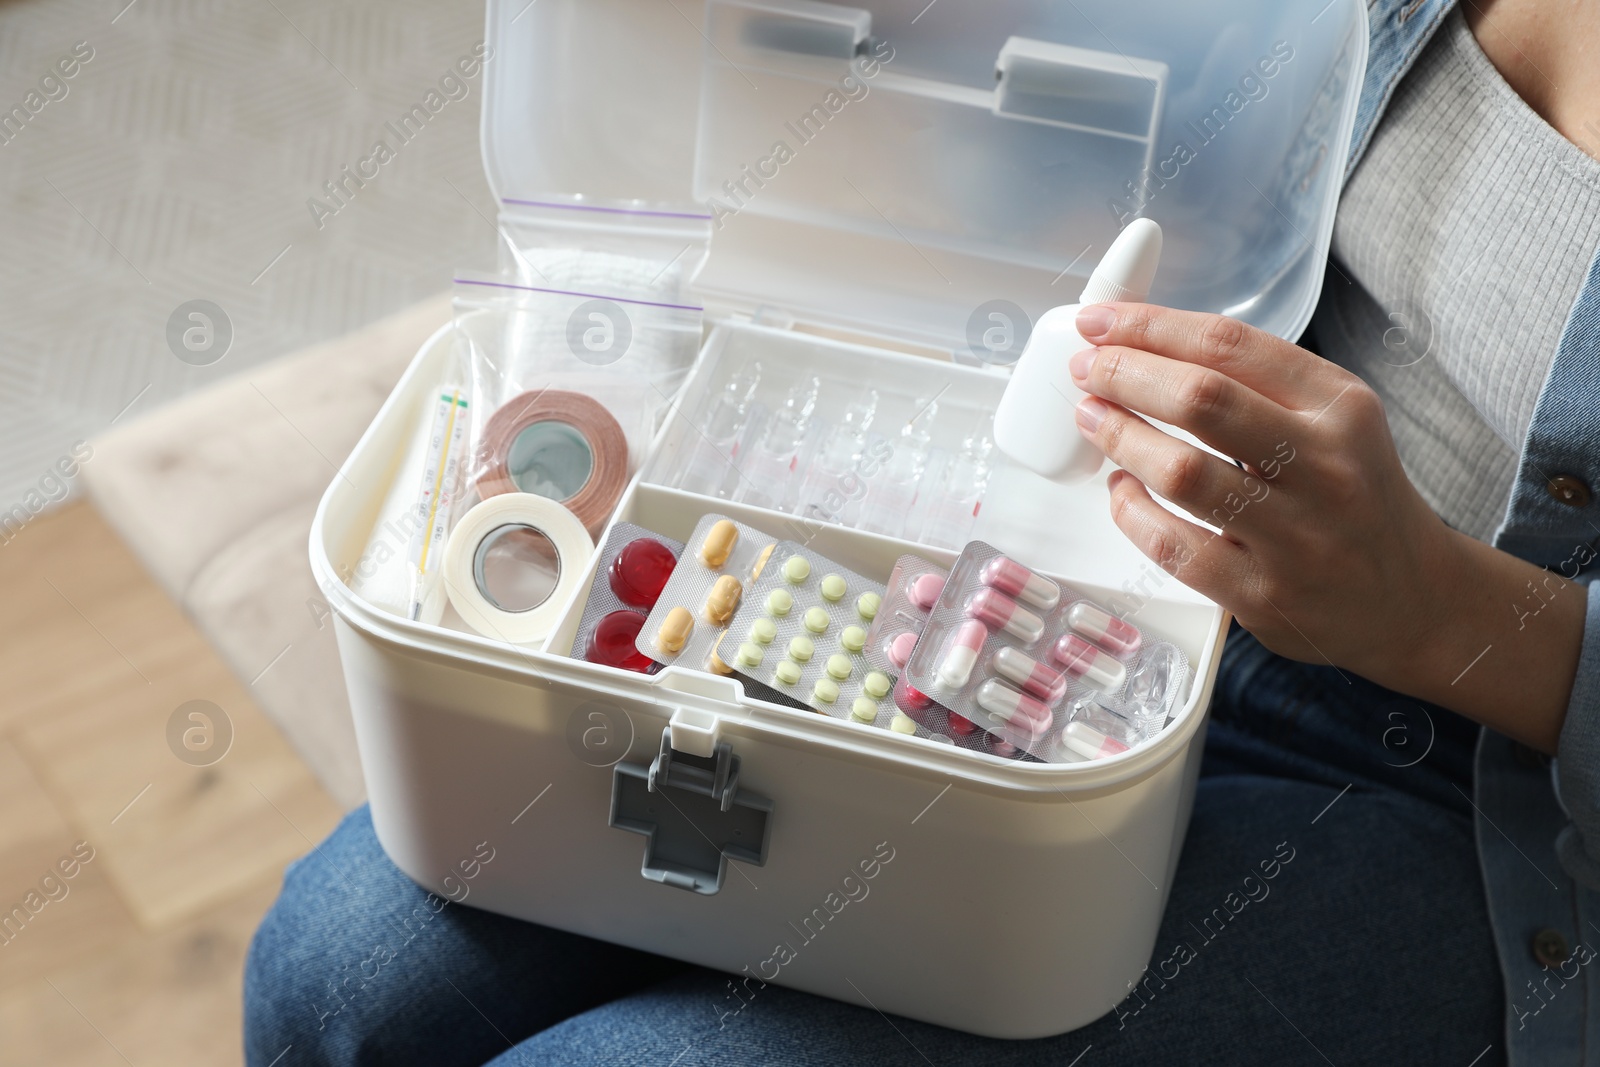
1079, 218, 1163, 306
991, 217, 1165, 482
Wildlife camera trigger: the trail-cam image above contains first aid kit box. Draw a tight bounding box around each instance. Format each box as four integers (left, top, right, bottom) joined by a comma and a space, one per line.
310, 0, 1366, 1038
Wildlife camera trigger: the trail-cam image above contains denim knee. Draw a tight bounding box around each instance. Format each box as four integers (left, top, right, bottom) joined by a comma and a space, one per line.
242, 806, 457, 1067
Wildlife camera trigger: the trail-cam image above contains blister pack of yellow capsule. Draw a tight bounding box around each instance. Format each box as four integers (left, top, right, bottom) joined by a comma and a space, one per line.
720, 540, 894, 721
635, 514, 776, 673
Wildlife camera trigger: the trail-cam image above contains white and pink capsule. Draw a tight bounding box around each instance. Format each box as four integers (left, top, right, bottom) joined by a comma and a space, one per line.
1053, 634, 1128, 693
1060, 721, 1130, 761
975, 679, 1052, 736
965, 588, 1045, 644
937, 619, 987, 689
1066, 601, 1142, 657
990, 646, 1067, 705
980, 555, 1060, 612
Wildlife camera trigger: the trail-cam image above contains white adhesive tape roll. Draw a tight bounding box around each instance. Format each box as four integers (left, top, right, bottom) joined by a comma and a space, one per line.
443, 493, 594, 645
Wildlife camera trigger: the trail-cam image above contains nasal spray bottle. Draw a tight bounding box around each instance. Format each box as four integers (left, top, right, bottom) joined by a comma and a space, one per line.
994, 219, 1164, 482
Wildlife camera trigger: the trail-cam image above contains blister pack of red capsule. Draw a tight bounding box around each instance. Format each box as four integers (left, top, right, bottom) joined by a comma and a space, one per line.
863, 554, 949, 674
571, 522, 685, 675
888, 676, 1042, 761
902, 540, 1189, 763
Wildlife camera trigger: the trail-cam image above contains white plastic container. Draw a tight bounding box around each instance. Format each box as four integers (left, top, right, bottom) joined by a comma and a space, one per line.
311, 0, 1367, 1038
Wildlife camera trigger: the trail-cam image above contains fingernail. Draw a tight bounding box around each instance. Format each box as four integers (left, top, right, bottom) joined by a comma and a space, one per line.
1069, 347, 1096, 381
1076, 304, 1115, 339
1076, 395, 1108, 434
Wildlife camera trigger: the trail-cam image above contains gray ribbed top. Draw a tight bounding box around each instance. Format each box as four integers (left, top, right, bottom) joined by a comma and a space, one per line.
1314, 8, 1600, 542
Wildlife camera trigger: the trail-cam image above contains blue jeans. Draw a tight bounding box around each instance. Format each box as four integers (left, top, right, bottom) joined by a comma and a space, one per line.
244, 630, 1504, 1065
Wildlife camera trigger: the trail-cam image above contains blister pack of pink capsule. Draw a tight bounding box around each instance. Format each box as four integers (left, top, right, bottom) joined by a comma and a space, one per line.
849, 553, 1037, 760
863, 554, 949, 674
903, 541, 1189, 763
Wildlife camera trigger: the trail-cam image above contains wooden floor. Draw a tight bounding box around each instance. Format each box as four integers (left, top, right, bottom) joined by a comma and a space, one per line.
0, 502, 342, 1065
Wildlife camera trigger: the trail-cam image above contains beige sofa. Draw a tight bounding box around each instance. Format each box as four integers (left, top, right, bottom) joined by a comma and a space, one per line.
83, 295, 453, 809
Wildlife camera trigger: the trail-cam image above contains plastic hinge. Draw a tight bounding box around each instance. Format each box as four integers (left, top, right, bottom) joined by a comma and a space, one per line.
994, 37, 1168, 144
609, 727, 774, 895
715, 0, 872, 60
647, 729, 743, 812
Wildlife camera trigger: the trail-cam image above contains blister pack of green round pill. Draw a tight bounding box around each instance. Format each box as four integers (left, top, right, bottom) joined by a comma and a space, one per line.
719, 540, 895, 722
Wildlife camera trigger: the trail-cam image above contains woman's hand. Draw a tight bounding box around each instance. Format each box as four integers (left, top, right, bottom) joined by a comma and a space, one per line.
1068, 302, 1452, 673
1070, 302, 1584, 751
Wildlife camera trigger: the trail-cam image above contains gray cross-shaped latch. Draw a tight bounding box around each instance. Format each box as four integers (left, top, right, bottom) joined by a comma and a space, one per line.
609, 727, 773, 895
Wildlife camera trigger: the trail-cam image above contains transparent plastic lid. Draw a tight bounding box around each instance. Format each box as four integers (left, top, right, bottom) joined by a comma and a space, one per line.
483, 0, 1367, 349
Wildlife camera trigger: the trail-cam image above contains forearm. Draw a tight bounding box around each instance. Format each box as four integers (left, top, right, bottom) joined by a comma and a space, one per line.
1366, 529, 1586, 754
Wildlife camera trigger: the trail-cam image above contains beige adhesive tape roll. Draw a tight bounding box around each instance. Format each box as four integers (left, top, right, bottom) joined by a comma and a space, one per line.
475, 389, 628, 538
443, 493, 594, 645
